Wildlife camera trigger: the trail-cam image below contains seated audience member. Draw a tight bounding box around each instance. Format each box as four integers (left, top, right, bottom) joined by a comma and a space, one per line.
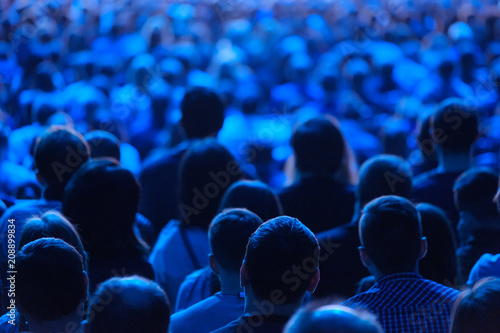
315, 154, 412, 298
0, 210, 88, 332
284, 304, 383, 333
170, 209, 263, 333
417, 203, 458, 287
62, 159, 154, 290
15, 238, 88, 333
343, 196, 459, 333
0, 125, 89, 311
467, 253, 500, 285
84, 130, 121, 162
150, 139, 242, 304
139, 87, 225, 236
450, 278, 500, 333
83, 276, 170, 333
84, 130, 155, 246
279, 116, 356, 234
411, 99, 479, 232
453, 167, 500, 284
212, 216, 320, 333
175, 180, 282, 312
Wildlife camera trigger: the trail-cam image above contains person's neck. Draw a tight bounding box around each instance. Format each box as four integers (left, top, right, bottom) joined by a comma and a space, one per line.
219, 271, 243, 296
244, 288, 302, 318
437, 149, 470, 173
26, 311, 82, 333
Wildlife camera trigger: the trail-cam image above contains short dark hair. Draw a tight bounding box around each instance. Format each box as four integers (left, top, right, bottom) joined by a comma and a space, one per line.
34, 126, 90, 200
16, 238, 86, 322
244, 216, 319, 303
451, 278, 500, 333
432, 100, 478, 152
181, 87, 224, 138
179, 139, 242, 229
358, 155, 412, 208
86, 276, 170, 333
360, 196, 422, 275
19, 210, 88, 271
291, 116, 344, 175
209, 209, 263, 272
454, 167, 499, 217
219, 180, 283, 221
62, 159, 144, 257
84, 130, 121, 161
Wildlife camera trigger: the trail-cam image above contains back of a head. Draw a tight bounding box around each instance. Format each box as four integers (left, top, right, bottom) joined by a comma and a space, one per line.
360, 196, 422, 275
454, 167, 499, 217
85, 276, 170, 333
244, 216, 319, 303
284, 304, 383, 333
358, 155, 413, 208
209, 208, 263, 273
451, 278, 500, 333
181, 87, 224, 138
219, 180, 283, 221
19, 210, 87, 269
179, 138, 242, 229
16, 238, 86, 322
291, 116, 345, 175
62, 159, 141, 256
84, 130, 121, 161
432, 99, 478, 152
416, 203, 457, 285
34, 126, 90, 200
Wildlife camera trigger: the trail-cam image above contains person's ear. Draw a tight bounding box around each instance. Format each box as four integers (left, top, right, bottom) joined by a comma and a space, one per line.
358, 246, 372, 268
82, 271, 89, 301
209, 254, 220, 275
307, 268, 320, 294
419, 237, 428, 260
35, 172, 45, 187
240, 262, 249, 288
82, 320, 90, 333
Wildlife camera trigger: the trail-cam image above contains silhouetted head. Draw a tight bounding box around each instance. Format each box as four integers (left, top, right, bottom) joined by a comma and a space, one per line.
359, 196, 424, 276
219, 180, 283, 221
209, 208, 263, 274
179, 138, 242, 229
291, 116, 345, 175
454, 167, 499, 218
34, 126, 90, 200
242, 216, 319, 303
358, 155, 413, 209
181, 87, 224, 139
17, 238, 87, 322
84, 130, 121, 161
84, 276, 170, 333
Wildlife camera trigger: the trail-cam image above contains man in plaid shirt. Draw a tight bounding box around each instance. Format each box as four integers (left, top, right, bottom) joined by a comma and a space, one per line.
343, 196, 459, 333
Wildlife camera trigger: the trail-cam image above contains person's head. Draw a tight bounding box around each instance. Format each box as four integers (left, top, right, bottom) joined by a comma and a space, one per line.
16, 238, 87, 325
179, 138, 242, 229
454, 167, 499, 218
19, 210, 87, 270
284, 304, 383, 333
416, 203, 457, 285
219, 180, 283, 221
62, 159, 144, 257
431, 99, 479, 153
359, 196, 426, 277
357, 155, 413, 209
180, 87, 224, 138
291, 116, 345, 175
83, 276, 170, 333
209, 209, 263, 276
84, 130, 121, 161
242, 216, 320, 304
451, 278, 500, 333
34, 125, 90, 200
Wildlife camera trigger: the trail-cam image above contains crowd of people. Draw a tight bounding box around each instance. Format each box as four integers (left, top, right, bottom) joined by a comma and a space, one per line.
1, 0, 500, 332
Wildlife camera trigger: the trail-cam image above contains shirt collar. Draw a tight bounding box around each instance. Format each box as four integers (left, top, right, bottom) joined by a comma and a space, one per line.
376, 272, 423, 285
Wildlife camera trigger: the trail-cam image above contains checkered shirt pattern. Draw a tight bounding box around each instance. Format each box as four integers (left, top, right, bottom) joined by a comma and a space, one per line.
343, 273, 460, 333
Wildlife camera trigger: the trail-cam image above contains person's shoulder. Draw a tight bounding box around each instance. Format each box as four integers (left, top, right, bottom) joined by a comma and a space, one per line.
417, 277, 460, 300
413, 169, 438, 188
209, 317, 241, 333
317, 222, 357, 243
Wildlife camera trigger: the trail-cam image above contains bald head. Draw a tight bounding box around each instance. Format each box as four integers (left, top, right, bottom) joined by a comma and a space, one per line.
284, 304, 382, 333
